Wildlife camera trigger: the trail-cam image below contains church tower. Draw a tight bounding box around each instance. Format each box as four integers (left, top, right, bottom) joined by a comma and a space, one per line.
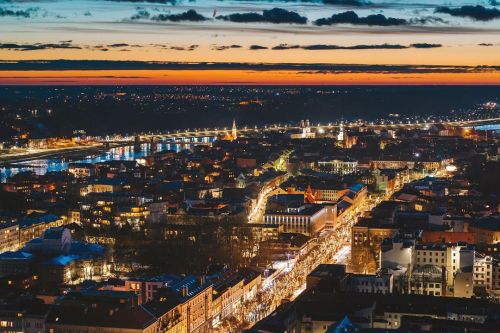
337, 121, 345, 142
232, 119, 238, 141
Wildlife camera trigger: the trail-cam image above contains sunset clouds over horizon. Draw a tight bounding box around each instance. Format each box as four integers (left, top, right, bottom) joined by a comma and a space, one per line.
1, 0, 499, 84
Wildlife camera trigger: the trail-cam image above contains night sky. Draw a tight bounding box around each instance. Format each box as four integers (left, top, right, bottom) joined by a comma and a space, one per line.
0, 0, 499, 84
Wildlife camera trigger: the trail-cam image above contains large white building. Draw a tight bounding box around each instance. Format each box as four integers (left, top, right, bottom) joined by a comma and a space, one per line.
414, 243, 463, 288
318, 157, 358, 175
264, 204, 327, 236
381, 239, 414, 270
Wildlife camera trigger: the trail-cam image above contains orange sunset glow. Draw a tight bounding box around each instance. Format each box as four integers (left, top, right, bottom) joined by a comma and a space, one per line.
1, 69, 500, 85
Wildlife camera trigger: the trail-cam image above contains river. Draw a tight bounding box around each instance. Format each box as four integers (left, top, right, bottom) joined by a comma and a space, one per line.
0, 139, 214, 182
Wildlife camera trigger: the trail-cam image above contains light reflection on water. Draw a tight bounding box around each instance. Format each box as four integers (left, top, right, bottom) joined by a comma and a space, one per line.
1, 138, 214, 182
471, 124, 500, 131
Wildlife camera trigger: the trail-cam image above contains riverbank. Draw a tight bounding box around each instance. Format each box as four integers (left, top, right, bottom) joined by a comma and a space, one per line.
0, 143, 127, 167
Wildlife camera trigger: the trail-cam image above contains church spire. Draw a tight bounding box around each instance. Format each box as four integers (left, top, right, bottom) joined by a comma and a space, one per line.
232, 118, 237, 141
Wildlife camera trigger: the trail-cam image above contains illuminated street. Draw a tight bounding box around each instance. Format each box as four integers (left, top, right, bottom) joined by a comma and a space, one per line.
220, 196, 367, 331
248, 185, 275, 224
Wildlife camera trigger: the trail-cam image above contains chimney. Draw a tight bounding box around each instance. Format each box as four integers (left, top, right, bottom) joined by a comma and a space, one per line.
180, 286, 188, 297
198, 275, 206, 286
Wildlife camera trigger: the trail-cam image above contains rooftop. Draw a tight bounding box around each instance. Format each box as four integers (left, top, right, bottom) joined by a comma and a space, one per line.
170, 275, 212, 302
472, 216, 500, 232
0, 251, 33, 260
18, 213, 60, 228
46, 303, 156, 329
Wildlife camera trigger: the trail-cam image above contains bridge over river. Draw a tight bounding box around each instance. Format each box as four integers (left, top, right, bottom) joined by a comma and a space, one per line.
101, 117, 500, 143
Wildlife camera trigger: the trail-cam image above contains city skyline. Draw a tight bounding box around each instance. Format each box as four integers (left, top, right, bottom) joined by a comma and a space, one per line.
1, 0, 500, 84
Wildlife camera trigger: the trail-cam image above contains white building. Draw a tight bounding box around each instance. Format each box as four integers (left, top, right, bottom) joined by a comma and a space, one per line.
264, 204, 327, 236
291, 119, 315, 139
414, 243, 463, 288
318, 158, 358, 175
345, 272, 394, 294
473, 255, 494, 291
68, 163, 95, 178
381, 239, 414, 293
381, 239, 414, 270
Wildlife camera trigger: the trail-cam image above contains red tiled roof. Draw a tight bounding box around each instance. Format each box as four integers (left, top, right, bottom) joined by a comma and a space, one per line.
421, 231, 475, 244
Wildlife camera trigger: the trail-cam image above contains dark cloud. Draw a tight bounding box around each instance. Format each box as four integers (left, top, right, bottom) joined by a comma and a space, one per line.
302, 43, 407, 50
1, 60, 497, 75
478, 43, 494, 46
169, 45, 199, 51
435, 5, 500, 21
212, 44, 242, 51
410, 43, 442, 49
408, 16, 448, 25
130, 9, 150, 20
314, 11, 407, 26
88, 45, 111, 51
0, 41, 81, 51
272, 44, 301, 50
150, 43, 199, 51
268, 43, 441, 50
0, 6, 37, 18
322, 0, 372, 6
107, 43, 130, 48
217, 8, 307, 24
249, 45, 269, 50
151, 9, 208, 22
31, 42, 203, 52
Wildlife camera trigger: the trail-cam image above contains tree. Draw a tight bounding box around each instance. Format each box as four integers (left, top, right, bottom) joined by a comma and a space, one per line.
349, 245, 377, 274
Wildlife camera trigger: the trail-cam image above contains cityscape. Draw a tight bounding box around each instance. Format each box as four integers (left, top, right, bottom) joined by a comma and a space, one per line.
1, 1, 500, 333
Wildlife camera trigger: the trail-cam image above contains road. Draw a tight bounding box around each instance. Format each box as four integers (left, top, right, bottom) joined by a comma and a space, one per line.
333, 245, 351, 265
216, 196, 368, 332
247, 186, 274, 224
